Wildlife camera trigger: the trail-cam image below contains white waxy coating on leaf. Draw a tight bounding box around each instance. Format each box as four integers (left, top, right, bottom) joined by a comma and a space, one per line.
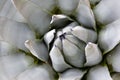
0, 17, 35, 51
76, 0, 96, 29
71, 26, 97, 43
0, 41, 34, 80
16, 64, 57, 80
50, 45, 71, 72
94, 0, 120, 25
0, 41, 17, 56
25, 39, 49, 62
50, 15, 67, 24
65, 35, 86, 51
0, 0, 26, 22
87, 65, 113, 80
107, 44, 120, 72
62, 38, 85, 67
27, 0, 56, 11
44, 29, 55, 49
54, 38, 62, 50
58, 0, 79, 14
12, 0, 53, 35
98, 19, 120, 53
59, 69, 86, 80
85, 42, 102, 66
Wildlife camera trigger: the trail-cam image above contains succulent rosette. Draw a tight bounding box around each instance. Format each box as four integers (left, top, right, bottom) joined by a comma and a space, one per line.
0, 0, 120, 80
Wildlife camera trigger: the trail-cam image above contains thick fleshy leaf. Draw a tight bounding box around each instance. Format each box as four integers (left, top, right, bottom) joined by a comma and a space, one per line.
65, 35, 86, 51
76, 0, 96, 29
16, 64, 58, 80
0, 17, 35, 51
0, 41, 17, 56
50, 45, 71, 72
71, 26, 97, 43
25, 39, 49, 62
107, 44, 120, 72
50, 14, 73, 29
12, 0, 55, 35
98, 19, 120, 53
87, 65, 112, 80
44, 29, 55, 49
94, 0, 120, 25
59, 69, 86, 80
112, 73, 120, 80
62, 38, 85, 67
62, 22, 78, 34
0, 41, 34, 80
85, 42, 102, 66
0, 0, 26, 22
26, 0, 55, 11
58, 0, 79, 14
53, 38, 62, 50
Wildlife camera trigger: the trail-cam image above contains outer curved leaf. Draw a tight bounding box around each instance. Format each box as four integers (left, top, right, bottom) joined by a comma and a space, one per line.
0, 17, 35, 51
59, 69, 86, 80
57, 0, 79, 15
16, 64, 58, 80
12, 0, 55, 35
107, 44, 120, 72
87, 65, 112, 80
44, 29, 55, 49
85, 42, 102, 66
71, 26, 97, 43
98, 19, 120, 53
0, 0, 26, 22
76, 0, 96, 29
0, 41, 34, 80
25, 39, 49, 62
94, 0, 120, 25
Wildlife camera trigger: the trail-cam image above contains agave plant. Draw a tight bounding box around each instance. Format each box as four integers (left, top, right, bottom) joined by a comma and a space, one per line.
0, 0, 120, 80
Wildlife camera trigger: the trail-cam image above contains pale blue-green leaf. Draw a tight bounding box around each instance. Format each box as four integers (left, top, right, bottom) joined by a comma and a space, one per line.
94, 0, 120, 25
65, 35, 86, 51
25, 39, 49, 62
44, 29, 55, 49
16, 64, 58, 80
53, 38, 62, 50
50, 45, 71, 72
57, 0, 79, 15
50, 14, 73, 29
107, 44, 120, 72
0, 41, 17, 56
0, 41, 34, 80
0, 0, 26, 22
0, 17, 35, 51
12, 0, 55, 35
85, 42, 102, 66
87, 65, 112, 80
62, 38, 85, 67
71, 26, 97, 43
76, 0, 96, 29
98, 19, 120, 53
62, 22, 78, 34
59, 69, 86, 80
